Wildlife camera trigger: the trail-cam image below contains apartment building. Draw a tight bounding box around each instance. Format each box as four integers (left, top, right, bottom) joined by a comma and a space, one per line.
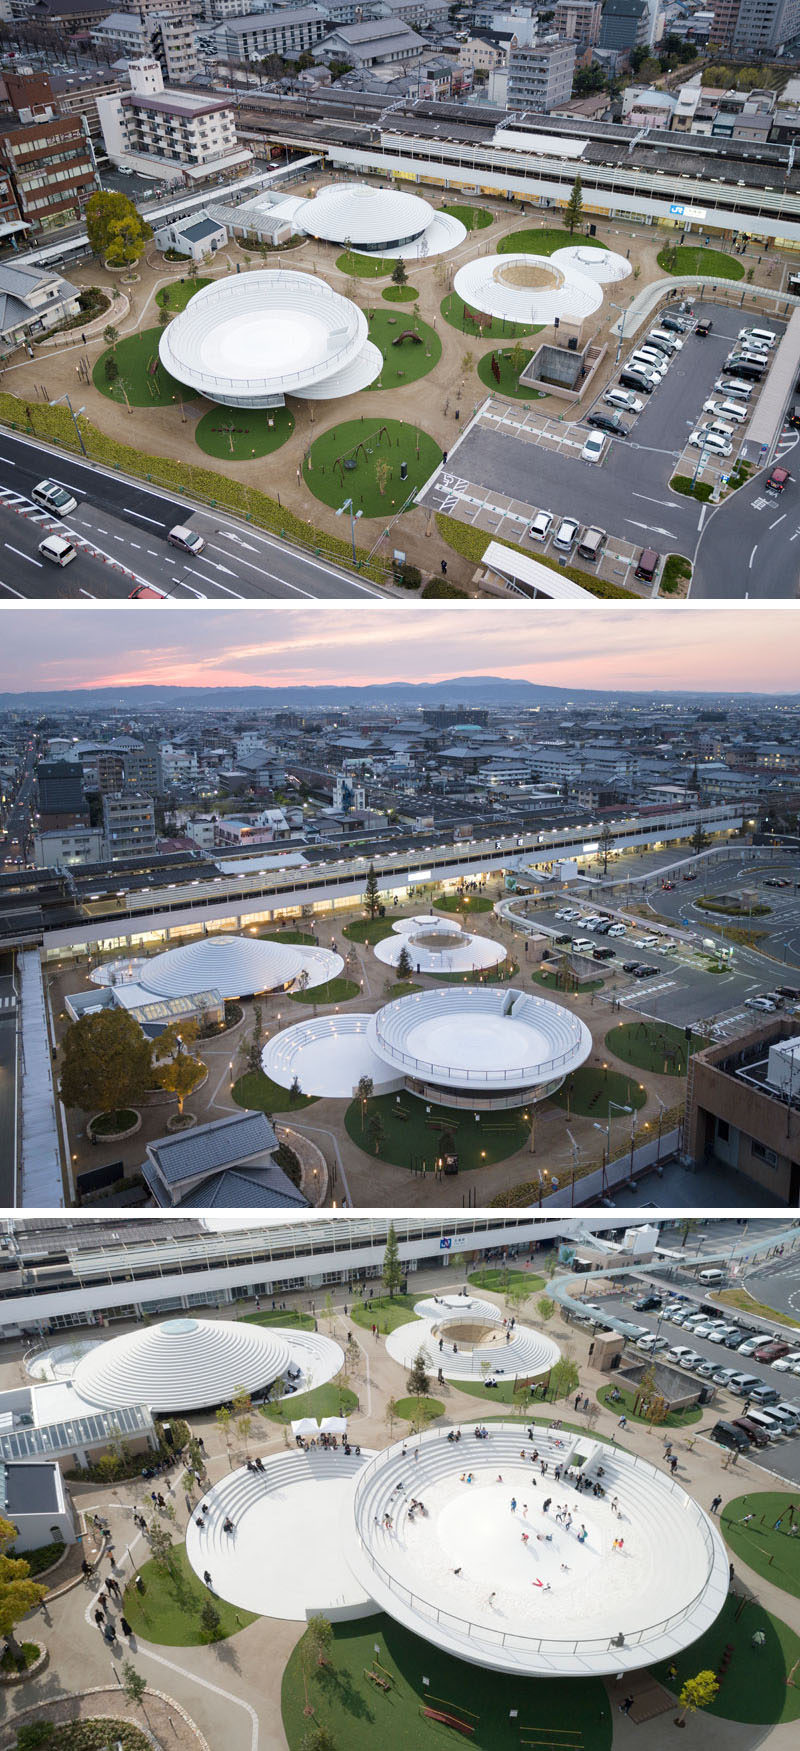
102, 791, 158, 860
91, 8, 199, 81
97, 60, 251, 183
213, 5, 326, 59
0, 112, 98, 230
553, 0, 601, 42
711, 0, 800, 51
506, 36, 577, 113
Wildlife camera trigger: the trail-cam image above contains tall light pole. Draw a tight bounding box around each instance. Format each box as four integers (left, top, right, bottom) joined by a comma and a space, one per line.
49, 392, 87, 457
609, 301, 628, 366
336, 496, 362, 565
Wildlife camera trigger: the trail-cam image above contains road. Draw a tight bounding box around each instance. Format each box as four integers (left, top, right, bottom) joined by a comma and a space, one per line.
0, 431, 386, 600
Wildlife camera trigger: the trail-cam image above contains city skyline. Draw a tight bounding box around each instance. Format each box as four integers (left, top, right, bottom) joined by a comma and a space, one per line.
0, 606, 797, 695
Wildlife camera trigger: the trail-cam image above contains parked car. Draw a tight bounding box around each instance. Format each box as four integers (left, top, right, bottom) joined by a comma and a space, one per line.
528, 510, 552, 541
753, 1339, 790, 1363
634, 547, 660, 582
604, 387, 643, 412
32, 479, 78, 517
710, 1420, 749, 1451
732, 1416, 769, 1448
619, 369, 655, 394
553, 517, 579, 552
634, 1294, 662, 1311
586, 414, 624, 442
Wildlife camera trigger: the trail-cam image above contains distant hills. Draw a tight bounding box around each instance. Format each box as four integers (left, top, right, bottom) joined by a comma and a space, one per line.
0, 676, 792, 710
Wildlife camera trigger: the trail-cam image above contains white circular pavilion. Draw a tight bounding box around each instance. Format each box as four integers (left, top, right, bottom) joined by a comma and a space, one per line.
349, 1425, 730, 1676
374, 914, 506, 976
73, 1316, 293, 1414
93, 934, 343, 1001
158, 269, 382, 408
261, 1013, 397, 1100
453, 254, 603, 328
293, 183, 467, 260
367, 986, 592, 1110
386, 1293, 561, 1381
552, 245, 633, 286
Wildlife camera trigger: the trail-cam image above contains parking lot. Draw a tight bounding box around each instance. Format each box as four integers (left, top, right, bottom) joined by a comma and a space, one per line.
423, 300, 789, 597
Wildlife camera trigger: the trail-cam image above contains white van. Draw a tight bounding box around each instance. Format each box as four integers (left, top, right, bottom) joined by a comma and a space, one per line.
743, 1408, 781, 1439
738, 326, 776, 348
608, 923, 627, 937
573, 938, 594, 952
38, 534, 77, 566
717, 378, 753, 400
708, 419, 736, 439
649, 328, 683, 351
698, 1268, 725, 1285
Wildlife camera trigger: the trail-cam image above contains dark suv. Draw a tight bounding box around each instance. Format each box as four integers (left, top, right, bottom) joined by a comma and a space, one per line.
587, 411, 627, 437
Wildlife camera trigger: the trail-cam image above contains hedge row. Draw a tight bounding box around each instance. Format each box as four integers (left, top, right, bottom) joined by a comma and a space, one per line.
0, 391, 390, 586
660, 554, 692, 594
671, 474, 713, 502
434, 513, 636, 599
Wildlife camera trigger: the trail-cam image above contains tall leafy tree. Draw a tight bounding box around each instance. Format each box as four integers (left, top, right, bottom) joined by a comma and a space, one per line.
86, 190, 152, 259
0, 1516, 47, 1660
564, 175, 584, 235
363, 863, 380, 918
382, 1222, 404, 1299
59, 1009, 153, 1120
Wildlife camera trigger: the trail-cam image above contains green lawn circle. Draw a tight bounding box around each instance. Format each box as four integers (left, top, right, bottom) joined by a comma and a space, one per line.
382, 283, 419, 302
549, 1064, 648, 1116
123, 1546, 257, 1645
477, 346, 537, 399
93, 326, 192, 407
435, 893, 493, 914
365, 308, 441, 390
468, 1267, 545, 1293
393, 1394, 445, 1424
232, 1069, 318, 1113
497, 228, 608, 257
262, 1382, 358, 1424
596, 1382, 701, 1428
440, 203, 493, 231
440, 292, 532, 339
337, 250, 395, 277
303, 419, 441, 517
289, 976, 360, 1005
344, 916, 396, 944
652, 1594, 800, 1723
156, 276, 210, 312
657, 244, 744, 281
351, 1295, 421, 1334
283, 1614, 613, 1751
604, 1020, 707, 1076
345, 1090, 531, 1171
721, 1493, 800, 1597
194, 403, 294, 461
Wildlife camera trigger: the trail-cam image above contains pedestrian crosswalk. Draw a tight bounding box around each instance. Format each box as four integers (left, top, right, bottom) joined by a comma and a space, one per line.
618, 979, 677, 1006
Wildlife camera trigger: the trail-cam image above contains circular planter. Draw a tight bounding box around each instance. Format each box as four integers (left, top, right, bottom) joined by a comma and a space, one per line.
166, 1112, 198, 1133
87, 1110, 141, 1144
0, 1642, 47, 1686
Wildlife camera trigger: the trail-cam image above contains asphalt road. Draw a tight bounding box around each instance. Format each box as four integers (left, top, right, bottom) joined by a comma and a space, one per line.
433, 300, 798, 595
0, 432, 386, 600
650, 852, 800, 972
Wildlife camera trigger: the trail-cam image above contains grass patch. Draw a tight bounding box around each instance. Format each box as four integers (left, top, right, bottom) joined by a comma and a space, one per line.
477, 345, 540, 399
421, 580, 468, 596
89, 1108, 137, 1136
660, 553, 692, 594
721, 1493, 800, 1597
385, 980, 422, 998
156, 276, 210, 312
532, 966, 604, 993
549, 1064, 647, 1117
282, 1614, 613, 1751
713, 1287, 800, 1329
232, 1069, 318, 1113
289, 976, 360, 1004
262, 1382, 358, 1424
93, 327, 193, 407
194, 403, 294, 461
344, 915, 397, 942
727, 459, 753, 491
238, 1309, 316, 1330
393, 1395, 444, 1425
657, 245, 744, 280
0, 1641, 39, 1672
303, 418, 441, 518
671, 473, 713, 501
453, 1373, 579, 1405
597, 1383, 702, 1428
498, 228, 607, 258
440, 292, 532, 339
435, 512, 636, 598
351, 1295, 420, 1334
605, 1019, 707, 1076
366, 309, 441, 389
346, 1090, 532, 1172
435, 892, 493, 914
696, 896, 770, 917
382, 283, 419, 302
123, 1545, 256, 1645
651, 1593, 800, 1723
441, 203, 493, 230
337, 250, 394, 277
262, 929, 317, 944
468, 1267, 545, 1294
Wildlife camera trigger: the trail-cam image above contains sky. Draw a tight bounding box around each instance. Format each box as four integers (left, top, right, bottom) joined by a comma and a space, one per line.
0, 605, 796, 694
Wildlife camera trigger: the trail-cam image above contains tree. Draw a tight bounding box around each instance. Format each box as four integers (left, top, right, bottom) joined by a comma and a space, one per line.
546, 1357, 579, 1401
216, 1406, 232, 1452
460, 349, 474, 378
391, 258, 408, 286
146, 1522, 175, 1575
155, 1021, 205, 1115
364, 863, 380, 918
121, 1661, 149, 1714
509, 339, 526, 380
406, 1348, 430, 1399
301, 1724, 338, 1751
382, 1222, 404, 1299
104, 355, 119, 385
105, 211, 149, 275
564, 174, 584, 235
86, 190, 152, 261
599, 821, 614, 876
356, 1074, 374, 1129
306, 1614, 333, 1666
691, 821, 710, 854
232, 1385, 253, 1448
676, 1671, 719, 1724
375, 458, 391, 497
59, 1008, 153, 1122
396, 943, 413, 980
200, 1599, 222, 1641
385, 1396, 400, 1439
537, 1296, 556, 1322
0, 1516, 46, 1660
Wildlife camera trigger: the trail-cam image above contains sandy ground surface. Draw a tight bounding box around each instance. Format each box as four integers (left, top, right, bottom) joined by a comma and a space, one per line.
2, 182, 791, 591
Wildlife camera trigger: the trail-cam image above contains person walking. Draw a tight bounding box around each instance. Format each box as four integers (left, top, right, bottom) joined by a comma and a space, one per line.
619, 1696, 634, 1715
710, 1495, 722, 1514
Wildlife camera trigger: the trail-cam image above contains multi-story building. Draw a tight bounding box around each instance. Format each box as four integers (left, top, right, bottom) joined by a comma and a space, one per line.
91, 8, 199, 81
711, 0, 800, 51
0, 163, 27, 247
213, 5, 326, 59
0, 113, 98, 231
553, 0, 601, 42
598, 0, 650, 48
36, 761, 88, 829
458, 34, 504, 73
0, 260, 82, 346
315, 17, 426, 66
102, 790, 157, 860
506, 36, 577, 113
685, 1022, 800, 1205
32, 827, 105, 868
97, 59, 251, 184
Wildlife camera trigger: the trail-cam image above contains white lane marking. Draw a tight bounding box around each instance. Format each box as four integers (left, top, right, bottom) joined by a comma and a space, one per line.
4, 543, 42, 567
0, 578, 24, 597
0, 458, 16, 467
749, 543, 758, 569
769, 513, 787, 530
122, 507, 168, 526
52, 477, 87, 495
184, 565, 244, 599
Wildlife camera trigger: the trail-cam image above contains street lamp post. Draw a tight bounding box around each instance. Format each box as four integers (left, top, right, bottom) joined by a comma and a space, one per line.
336, 496, 363, 565
609, 301, 628, 366
49, 392, 87, 456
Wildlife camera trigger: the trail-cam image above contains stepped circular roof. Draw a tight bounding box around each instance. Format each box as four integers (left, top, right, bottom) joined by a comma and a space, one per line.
73, 1316, 292, 1413
158, 269, 381, 408
552, 245, 633, 285
297, 182, 434, 249
367, 986, 591, 1092
453, 254, 603, 326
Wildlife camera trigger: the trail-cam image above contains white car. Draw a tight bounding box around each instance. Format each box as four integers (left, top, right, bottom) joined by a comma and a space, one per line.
745, 996, 777, 1012
32, 478, 78, 517
630, 353, 667, 379
528, 510, 552, 541
688, 430, 732, 456
604, 388, 643, 413
773, 1353, 800, 1372
608, 923, 627, 937
738, 326, 776, 348
554, 517, 579, 552
703, 399, 747, 424
581, 430, 606, 464
736, 1337, 763, 1355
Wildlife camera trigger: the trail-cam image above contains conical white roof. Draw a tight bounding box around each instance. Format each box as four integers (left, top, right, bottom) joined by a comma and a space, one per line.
140, 934, 306, 999
73, 1316, 292, 1413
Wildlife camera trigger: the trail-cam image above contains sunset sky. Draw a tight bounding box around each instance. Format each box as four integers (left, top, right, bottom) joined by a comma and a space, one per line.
0, 606, 795, 693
